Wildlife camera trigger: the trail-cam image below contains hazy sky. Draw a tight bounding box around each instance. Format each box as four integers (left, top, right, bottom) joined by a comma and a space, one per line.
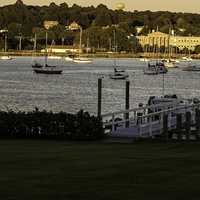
1, 0, 200, 13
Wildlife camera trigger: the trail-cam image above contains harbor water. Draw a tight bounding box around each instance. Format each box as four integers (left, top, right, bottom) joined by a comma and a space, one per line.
0, 56, 200, 115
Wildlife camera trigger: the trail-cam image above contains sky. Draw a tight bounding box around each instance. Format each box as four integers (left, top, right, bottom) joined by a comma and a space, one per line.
0, 0, 200, 13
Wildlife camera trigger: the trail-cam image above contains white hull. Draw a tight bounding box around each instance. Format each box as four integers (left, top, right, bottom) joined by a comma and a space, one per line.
0, 56, 12, 60
140, 58, 149, 62
73, 58, 92, 64
47, 56, 62, 60
64, 57, 74, 61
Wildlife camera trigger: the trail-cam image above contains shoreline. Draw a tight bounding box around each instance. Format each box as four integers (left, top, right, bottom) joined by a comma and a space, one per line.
1, 51, 200, 59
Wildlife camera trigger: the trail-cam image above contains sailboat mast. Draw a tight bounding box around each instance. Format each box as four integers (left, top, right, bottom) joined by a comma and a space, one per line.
45, 31, 48, 66
113, 29, 116, 67
34, 33, 37, 52
79, 26, 82, 57
5, 34, 7, 52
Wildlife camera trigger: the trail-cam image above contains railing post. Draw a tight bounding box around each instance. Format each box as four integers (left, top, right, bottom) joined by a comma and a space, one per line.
163, 114, 168, 141
111, 114, 115, 133
176, 113, 182, 141
185, 111, 191, 141
125, 80, 130, 128
149, 115, 152, 138
195, 109, 200, 140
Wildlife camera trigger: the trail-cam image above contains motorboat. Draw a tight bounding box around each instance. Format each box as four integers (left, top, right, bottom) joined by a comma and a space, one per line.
64, 55, 74, 62
181, 56, 193, 61
144, 61, 168, 75
0, 55, 12, 60
47, 56, 62, 59
73, 57, 92, 64
140, 58, 149, 62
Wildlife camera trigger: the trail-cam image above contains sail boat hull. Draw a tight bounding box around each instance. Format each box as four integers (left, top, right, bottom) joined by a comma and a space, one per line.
34, 68, 62, 74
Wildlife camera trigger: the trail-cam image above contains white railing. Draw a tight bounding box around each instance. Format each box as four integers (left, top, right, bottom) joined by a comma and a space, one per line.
102, 101, 200, 138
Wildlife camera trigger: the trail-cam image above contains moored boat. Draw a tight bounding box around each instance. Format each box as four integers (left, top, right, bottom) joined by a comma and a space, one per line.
0, 55, 12, 60
73, 57, 92, 63
144, 61, 168, 75
33, 68, 62, 74
109, 68, 129, 80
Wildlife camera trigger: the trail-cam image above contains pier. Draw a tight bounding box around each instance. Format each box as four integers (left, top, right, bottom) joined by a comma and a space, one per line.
102, 100, 200, 140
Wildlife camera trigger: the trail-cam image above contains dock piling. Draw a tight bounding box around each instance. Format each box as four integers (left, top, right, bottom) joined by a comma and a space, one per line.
97, 78, 102, 118
125, 81, 130, 128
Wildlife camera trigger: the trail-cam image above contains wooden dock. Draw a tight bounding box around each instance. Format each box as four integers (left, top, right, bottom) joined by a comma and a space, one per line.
102, 100, 200, 140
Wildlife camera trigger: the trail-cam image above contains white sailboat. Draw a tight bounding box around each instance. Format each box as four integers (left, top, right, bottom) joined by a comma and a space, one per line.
73, 26, 92, 64
163, 30, 178, 69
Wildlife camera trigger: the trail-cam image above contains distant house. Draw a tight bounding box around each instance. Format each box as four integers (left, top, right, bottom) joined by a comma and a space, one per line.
43, 21, 59, 30
65, 21, 80, 31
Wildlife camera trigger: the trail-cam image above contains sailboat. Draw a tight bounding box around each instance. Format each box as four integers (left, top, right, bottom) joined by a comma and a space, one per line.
109, 30, 129, 80
33, 32, 62, 74
73, 26, 92, 64
163, 29, 178, 69
32, 33, 43, 68
0, 33, 12, 60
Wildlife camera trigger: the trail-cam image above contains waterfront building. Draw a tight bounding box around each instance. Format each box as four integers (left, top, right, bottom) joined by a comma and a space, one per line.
137, 30, 200, 52
44, 21, 59, 30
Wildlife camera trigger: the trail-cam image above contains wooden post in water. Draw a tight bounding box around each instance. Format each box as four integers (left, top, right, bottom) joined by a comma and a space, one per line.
195, 109, 200, 140
185, 112, 191, 141
176, 114, 182, 141
97, 78, 102, 118
163, 114, 168, 140
125, 81, 130, 128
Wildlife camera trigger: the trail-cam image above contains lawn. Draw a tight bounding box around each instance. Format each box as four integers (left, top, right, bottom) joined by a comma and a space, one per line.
1, 140, 200, 200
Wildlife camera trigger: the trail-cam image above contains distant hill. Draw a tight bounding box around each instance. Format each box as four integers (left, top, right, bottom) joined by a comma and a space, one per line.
0, 1, 200, 51
0, 0, 200, 36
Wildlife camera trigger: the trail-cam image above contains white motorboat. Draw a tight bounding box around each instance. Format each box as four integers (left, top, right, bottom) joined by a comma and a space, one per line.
64, 56, 74, 62
73, 57, 92, 64
0, 55, 12, 60
47, 56, 62, 60
181, 56, 193, 61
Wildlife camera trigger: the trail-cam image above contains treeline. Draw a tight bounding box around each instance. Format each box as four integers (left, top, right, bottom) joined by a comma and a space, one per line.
0, 108, 104, 140
1, 0, 200, 51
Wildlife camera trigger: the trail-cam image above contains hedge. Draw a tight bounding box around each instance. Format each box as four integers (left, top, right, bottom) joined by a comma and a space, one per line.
0, 108, 104, 140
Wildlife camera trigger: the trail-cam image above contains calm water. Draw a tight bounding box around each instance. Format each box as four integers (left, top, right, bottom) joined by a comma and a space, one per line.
0, 56, 200, 115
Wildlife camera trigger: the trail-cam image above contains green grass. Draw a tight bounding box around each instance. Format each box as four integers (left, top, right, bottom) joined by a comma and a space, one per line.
1, 140, 200, 200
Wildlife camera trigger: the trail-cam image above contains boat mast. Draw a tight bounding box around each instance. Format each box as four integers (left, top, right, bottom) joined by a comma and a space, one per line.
5, 34, 7, 52
113, 29, 117, 68
79, 26, 82, 58
34, 33, 37, 52
45, 31, 48, 66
